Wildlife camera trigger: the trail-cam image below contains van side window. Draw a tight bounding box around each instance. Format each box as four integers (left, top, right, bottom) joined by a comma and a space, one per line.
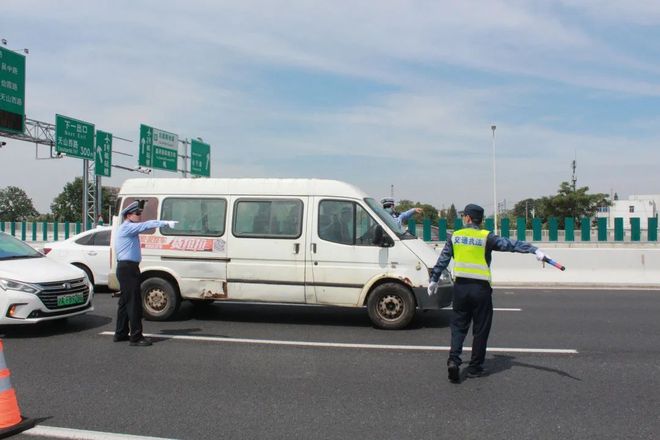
319, 200, 379, 246
160, 198, 227, 237
233, 199, 302, 238
120, 197, 158, 235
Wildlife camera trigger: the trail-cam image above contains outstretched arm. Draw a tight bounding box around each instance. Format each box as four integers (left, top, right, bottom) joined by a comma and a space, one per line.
488, 234, 538, 254
398, 207, 422, 224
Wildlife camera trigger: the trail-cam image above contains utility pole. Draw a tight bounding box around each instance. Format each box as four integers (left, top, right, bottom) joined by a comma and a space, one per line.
491, 125, 497, 235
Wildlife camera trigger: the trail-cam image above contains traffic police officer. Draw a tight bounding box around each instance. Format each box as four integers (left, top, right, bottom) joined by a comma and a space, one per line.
381, 197, 422, 229
428, 203, 549, 382
113, 201, 177, 346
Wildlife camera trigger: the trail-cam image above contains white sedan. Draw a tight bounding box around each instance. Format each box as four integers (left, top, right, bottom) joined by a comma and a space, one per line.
44, 227, 112, 288
0, 231, 93, 324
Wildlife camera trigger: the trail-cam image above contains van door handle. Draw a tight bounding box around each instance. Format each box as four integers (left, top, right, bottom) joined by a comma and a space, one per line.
293, 243, 300, 254
88, 251, 97, 256
311, 243, 317, 253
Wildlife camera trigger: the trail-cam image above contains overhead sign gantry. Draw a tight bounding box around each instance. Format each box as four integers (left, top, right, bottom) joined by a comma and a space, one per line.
0, 46, 26, 134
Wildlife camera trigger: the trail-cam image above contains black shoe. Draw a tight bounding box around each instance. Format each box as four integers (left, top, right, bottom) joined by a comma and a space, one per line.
113, 334, 129, 342
447, 361, 460, 383
129, 337, 152, 347
466, 367, 486, 378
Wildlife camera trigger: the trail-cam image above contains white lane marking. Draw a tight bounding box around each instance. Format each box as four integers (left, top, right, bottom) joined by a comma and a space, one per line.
442, 307, 522, 311
23, 425, 177, 440
99, 331, 577, 354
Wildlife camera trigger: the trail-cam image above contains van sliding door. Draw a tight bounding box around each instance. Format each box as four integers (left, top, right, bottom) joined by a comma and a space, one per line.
227, 197, 308, 303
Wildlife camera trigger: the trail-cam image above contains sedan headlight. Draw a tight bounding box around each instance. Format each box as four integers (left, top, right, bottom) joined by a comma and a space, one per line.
0, 278, 40, 294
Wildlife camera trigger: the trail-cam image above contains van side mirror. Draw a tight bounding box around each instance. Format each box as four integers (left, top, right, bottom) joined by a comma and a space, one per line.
373, 225, 394, 247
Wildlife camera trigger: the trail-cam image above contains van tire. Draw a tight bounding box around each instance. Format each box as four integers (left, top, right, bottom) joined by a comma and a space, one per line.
367, 283, 416, 330
141, 277, 180, 321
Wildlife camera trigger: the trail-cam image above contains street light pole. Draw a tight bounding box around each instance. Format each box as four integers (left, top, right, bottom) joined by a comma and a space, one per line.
491, 125, 497, 235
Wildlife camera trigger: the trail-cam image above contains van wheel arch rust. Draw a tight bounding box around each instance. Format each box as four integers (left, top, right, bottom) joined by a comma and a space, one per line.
140, 271, 181, 321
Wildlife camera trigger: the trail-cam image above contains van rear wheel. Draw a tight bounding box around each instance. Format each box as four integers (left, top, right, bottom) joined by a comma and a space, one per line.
367, 283, 416, 330
141, 277, 180, 321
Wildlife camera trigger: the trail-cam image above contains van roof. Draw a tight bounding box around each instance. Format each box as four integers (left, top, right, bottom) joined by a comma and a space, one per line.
118, 178, 370, 199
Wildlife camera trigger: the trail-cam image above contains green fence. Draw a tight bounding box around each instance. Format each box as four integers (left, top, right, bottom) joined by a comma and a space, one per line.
404, 216, 659, 243
1, 216, 659, 243
1, 221, 88, 243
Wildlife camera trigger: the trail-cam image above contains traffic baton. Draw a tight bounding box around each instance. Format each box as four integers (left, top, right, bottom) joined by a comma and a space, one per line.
543, 256, 566, 271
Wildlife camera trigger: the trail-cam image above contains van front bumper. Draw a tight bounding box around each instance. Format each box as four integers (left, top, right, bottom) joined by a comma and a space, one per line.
413, 281, 453, 310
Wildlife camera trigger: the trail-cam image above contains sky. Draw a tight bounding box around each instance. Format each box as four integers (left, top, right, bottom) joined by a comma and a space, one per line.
2, 0, 660, 215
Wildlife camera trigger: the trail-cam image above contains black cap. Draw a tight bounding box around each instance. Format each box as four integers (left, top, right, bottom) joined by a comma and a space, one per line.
463, 204, 484, 222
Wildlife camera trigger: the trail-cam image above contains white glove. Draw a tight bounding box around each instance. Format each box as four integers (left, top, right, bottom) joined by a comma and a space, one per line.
427, 281, 438, 296
165, 220, 178, 228
535, 249, 546, 261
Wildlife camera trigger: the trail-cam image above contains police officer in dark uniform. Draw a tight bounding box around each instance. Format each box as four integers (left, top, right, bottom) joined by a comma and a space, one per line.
428, 204, 550, 383
113, 201, 176, 346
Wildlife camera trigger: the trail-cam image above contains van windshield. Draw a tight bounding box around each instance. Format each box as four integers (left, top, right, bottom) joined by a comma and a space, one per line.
364, 198, 417, 240
0, 233, 44, 260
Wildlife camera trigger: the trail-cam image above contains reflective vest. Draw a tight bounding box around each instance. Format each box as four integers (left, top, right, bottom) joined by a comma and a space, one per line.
452, 228, 491, 281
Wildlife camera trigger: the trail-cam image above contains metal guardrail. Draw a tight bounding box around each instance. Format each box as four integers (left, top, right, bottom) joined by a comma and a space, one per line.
2, 216, 658, 243
0, 220, 101, 242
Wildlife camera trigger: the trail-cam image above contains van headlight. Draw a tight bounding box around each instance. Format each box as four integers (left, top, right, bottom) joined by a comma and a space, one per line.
439, 270, 451, 282
0, 278, 40, 294
427, 268, 451, 281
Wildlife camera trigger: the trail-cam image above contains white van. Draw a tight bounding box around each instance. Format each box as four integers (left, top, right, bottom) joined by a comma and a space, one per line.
109, 178, 452, 329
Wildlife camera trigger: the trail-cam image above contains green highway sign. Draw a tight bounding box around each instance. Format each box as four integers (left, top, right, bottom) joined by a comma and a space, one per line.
190, 139, 211, 177
95, 130, 112, 177
153, 145, 178, 171
55, 114, 95, 160
0, 47, 26, 133
139, 123, 179, 171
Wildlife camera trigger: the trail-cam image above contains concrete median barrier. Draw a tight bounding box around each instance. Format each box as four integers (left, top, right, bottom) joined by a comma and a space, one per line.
429, 243, 660, 288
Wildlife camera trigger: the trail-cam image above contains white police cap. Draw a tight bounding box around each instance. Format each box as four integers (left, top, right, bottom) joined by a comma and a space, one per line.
121, 201, 142, 217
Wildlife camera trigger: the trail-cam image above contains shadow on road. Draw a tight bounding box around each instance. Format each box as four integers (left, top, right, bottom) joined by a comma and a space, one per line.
0, 313, 111, 339
169, 302, 376, 328
487, 354, 582, 381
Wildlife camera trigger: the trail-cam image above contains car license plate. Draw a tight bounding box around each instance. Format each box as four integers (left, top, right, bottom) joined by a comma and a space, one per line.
57, 293, 84, 307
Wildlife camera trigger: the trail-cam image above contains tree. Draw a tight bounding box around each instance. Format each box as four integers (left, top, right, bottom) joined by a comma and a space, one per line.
395, 199, 439, 223
538, 182, 610, 228
50, 177, 119, 222
447, 203, 457, 227
0, 186, 39, 221
511, 198, 545, 228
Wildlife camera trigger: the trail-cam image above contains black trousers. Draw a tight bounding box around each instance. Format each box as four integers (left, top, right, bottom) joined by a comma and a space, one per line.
115, 261, 144, 341
448, 278, 493, 368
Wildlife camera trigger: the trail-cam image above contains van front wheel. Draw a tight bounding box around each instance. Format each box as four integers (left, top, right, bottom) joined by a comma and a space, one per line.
367, 283, 416, 330
141, 277, 180, 321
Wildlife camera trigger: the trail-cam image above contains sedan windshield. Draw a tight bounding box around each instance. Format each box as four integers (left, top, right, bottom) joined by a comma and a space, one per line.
364, 198, 416, 240
0, 233, 44, 260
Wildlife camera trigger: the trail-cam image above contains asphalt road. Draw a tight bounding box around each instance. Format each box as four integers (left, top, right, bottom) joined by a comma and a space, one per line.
3, 288, 659, 440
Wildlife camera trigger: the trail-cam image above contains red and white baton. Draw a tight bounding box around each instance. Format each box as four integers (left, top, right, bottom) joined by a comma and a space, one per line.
543, 256, 566, 271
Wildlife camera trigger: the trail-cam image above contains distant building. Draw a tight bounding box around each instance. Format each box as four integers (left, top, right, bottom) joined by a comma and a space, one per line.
597, 194, 659, 229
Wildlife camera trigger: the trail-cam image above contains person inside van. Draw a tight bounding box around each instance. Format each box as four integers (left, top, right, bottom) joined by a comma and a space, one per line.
322, 206, 353, 244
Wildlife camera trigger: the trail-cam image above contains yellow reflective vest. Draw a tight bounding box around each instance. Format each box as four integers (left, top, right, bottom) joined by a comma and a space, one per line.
452, 228, 491, 281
